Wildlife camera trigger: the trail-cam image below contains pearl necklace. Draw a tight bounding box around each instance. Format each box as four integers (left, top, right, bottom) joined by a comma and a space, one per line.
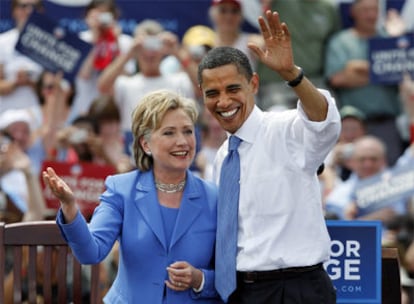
155, 179, 186, 193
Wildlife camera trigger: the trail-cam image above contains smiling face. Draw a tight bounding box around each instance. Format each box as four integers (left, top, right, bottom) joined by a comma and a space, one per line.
140, 108, 196, 179
200, 64, 258, 134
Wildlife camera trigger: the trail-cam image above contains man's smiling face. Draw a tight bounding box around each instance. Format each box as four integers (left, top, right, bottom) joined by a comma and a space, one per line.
200, 64, 258, 134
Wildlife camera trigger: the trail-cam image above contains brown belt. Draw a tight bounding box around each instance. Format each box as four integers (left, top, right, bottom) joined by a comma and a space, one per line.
237, 263, 323, 283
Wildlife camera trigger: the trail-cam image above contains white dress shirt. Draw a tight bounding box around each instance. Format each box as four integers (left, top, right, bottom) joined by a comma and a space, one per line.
213, 90, 341, 271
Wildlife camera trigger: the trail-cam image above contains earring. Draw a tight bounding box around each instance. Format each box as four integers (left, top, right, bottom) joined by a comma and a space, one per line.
146, 151, 152, 156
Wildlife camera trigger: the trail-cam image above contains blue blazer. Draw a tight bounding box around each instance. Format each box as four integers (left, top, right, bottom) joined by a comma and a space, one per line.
57, 169, 223, 304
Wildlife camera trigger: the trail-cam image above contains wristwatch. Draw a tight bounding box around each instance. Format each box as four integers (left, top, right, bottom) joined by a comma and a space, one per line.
286, 67, 304, 87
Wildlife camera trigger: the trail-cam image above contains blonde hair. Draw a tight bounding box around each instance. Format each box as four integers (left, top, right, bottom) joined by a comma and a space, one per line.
131, 90, 198, 171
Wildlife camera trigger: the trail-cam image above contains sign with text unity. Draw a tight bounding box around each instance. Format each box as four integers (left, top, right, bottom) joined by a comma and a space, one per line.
15, 11, 91, 83
325, 221, 382, 304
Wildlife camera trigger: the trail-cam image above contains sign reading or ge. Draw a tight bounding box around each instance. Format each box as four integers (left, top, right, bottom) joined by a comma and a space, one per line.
325, 220, 382, 304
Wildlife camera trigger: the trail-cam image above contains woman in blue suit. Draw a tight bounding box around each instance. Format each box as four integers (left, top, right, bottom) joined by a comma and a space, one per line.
43, 90, 223, 303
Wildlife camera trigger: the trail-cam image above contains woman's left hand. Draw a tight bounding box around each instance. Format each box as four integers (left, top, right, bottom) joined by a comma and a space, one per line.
165, 261, 203, 291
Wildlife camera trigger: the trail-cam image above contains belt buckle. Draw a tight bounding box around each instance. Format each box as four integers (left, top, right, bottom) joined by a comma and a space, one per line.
243, 272, 257, 283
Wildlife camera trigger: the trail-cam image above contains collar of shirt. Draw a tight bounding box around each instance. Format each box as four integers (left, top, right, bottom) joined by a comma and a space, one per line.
231, 105, 262, 147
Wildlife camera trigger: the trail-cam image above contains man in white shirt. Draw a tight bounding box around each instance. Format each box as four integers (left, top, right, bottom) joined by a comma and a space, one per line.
198, 10, 340, 304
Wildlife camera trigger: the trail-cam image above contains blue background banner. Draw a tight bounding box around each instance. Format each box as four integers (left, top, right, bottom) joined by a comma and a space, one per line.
0, 0, 259, 38
325, 220, 382, 304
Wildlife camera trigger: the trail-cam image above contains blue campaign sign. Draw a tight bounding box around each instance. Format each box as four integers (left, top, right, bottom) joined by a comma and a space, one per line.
353, 162, 414, 215
15, 11, 92, 83
325, 220, 382, 304
368, 33, 414, 84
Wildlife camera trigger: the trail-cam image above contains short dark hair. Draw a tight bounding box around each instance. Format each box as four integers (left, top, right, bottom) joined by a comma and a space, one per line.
197, 47, 253, 85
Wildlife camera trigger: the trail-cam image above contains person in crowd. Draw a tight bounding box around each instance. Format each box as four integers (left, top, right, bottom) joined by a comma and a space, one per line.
326, 105, 367, 181
0, 108, 45, 175
198, 10, 340, 304
0, 129, 51, 304
54, 115, 99, 164
257, 0, 340, 110
42, 90, 223, 303
208, 0, 264, 71
325, 0, 404, 166
195, 107, 226, 182
0, 0, 44, 123
396, 73, 414, 147
181, 25, 216, 65
54, 95, 133, 173
66, 0, 135, 124
319, 105, 367, 209
97, 19, 196, 154
161, 24, 216, 104
35, 71, 75, 160
86, 95, 134, 173
0, 130, 46, 223
325, 135, 406, 222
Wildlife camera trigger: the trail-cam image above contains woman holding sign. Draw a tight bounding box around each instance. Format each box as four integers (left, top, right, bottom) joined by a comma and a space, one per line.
43, 90, 223, 304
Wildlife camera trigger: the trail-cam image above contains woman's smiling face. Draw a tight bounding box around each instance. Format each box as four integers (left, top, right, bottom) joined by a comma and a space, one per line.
141, 108, 196, 176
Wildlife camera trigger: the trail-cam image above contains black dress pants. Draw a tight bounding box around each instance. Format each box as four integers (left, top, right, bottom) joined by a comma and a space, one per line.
228, 266, 336, 304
